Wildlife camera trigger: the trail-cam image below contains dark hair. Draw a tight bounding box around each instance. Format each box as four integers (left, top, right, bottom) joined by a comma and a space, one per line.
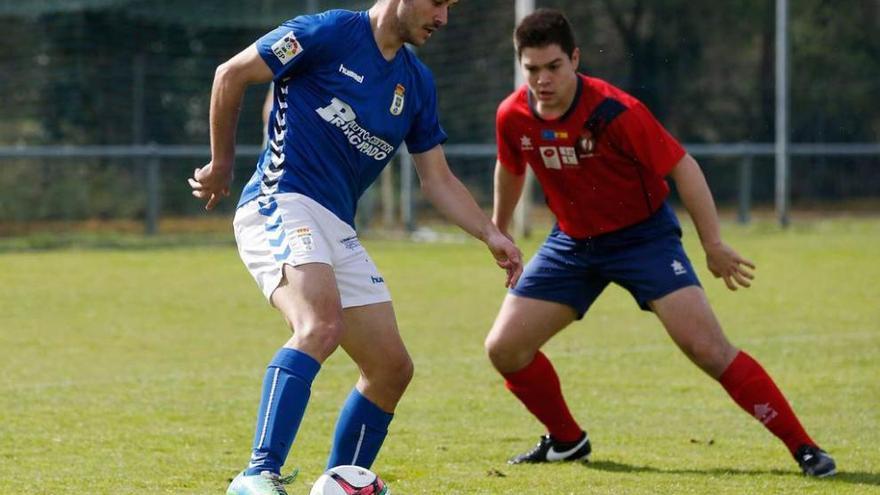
514, 8, 576, 59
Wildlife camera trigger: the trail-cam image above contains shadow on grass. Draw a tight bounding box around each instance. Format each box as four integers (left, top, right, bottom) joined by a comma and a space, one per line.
584, 460, 880, 486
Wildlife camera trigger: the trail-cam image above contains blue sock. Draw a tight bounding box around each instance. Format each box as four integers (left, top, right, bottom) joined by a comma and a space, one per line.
245, 348, 321, 476
327, 389, 394, 469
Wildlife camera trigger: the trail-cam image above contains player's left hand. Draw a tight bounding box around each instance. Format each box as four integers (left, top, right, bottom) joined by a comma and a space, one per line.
485, 230, 523, 289
704, 241, 755, 291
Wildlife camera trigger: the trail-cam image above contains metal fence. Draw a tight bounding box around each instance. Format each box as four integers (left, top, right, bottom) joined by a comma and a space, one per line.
2, 142, 877, 235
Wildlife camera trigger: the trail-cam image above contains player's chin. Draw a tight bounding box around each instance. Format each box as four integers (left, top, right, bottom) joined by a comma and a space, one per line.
406, 29, 433, 46
406, 35, 429, 47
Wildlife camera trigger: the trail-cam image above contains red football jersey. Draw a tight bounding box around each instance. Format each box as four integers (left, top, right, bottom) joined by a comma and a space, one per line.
496, 74, 686, 238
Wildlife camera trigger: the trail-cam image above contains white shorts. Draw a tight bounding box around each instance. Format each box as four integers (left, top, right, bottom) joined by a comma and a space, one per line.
233, 193, 391, 308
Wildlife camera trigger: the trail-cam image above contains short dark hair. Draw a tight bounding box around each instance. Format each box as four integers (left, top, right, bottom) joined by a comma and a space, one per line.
514, 8, 576, 59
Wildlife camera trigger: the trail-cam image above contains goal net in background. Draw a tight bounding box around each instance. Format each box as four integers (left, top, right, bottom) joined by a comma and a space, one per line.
0, 0, 877, 235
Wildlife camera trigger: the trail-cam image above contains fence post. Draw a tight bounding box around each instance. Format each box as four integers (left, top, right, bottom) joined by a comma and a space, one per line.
775, 0, 791, 227
145, 151, 160, 235
381, 160, 395, 228
513, 170, 534, 239
512, 0, 536, 239
399, 148, 415, 232
737, 155, 753, 224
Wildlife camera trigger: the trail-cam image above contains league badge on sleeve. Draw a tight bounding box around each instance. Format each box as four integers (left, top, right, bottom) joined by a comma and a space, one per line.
272, 31, 303, 65
390, 83, 405, 116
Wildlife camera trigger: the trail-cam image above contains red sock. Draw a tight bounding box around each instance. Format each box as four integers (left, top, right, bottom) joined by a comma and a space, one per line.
502, 351, 583, 443
719, 351, 816, 454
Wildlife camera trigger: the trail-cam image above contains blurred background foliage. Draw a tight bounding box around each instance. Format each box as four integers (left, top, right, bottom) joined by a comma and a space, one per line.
0, 0, 877, 225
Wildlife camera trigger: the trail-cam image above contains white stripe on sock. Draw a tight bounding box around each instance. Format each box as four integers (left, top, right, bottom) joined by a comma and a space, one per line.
257, 368, 281, 450
351, 424, 366, 465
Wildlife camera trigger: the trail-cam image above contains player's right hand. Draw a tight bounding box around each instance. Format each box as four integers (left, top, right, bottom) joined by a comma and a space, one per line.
485, 229, 523, 289
188, 161, 233, 211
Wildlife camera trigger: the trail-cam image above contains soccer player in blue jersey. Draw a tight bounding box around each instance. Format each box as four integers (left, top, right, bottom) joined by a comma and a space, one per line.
188, 1, 523, 494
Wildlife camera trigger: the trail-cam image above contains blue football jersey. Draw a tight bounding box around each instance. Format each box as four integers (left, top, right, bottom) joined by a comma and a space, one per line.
237, 9, 448, 228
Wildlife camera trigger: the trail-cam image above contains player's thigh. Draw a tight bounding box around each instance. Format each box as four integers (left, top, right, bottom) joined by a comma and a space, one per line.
649, 286, 737, 378
331, 235, 392, 310
234, 194, 335, 302
601, 231, 701, 311
271, 262, 346, 361
485, 294, 578, 371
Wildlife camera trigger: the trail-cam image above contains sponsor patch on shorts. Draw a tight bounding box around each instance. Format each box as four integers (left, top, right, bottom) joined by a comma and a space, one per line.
340, 235, 361, 251
292, 226, 315, 254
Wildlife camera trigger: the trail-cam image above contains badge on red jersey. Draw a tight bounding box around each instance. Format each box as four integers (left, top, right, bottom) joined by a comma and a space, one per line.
576, 129, 597, 158
541, 129, 569, 140
540, 145, 579, 169
539, 146, 561, 169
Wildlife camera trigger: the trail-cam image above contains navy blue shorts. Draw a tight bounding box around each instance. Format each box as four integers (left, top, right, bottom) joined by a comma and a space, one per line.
510, 203, 701, 319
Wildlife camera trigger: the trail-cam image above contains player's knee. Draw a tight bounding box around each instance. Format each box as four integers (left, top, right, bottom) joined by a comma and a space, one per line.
485, 333, 528, 372
291, 320, 345, 358
393, 355, 414, 391
684, 339, 734, 376
484, 332, 505, 362
366, 352, 413, 394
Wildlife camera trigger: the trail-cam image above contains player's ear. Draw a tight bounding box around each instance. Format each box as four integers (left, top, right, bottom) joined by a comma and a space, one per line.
571, 47, 580, 70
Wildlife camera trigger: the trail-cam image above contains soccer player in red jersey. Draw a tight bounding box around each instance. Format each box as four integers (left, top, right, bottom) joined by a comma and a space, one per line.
485, 8, 835, 477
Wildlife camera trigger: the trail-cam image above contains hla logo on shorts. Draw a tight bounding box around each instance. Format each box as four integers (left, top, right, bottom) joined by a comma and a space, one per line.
272, 31, 303, 65
671, 259, 687, 276
390, 83, 405, 116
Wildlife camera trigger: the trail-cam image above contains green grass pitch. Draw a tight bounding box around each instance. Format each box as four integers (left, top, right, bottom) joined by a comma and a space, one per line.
1, 218, 878, 494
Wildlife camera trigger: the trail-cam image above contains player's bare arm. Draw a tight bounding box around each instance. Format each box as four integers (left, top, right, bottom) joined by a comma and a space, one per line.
669, 154, 756, 290
412, 146, 524, 287
492, 160, 526, 239
188, 44, 273, 210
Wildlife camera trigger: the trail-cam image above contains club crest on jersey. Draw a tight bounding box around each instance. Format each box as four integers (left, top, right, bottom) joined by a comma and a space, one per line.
576, 129, 597, 158
272, 31, 302, 65
520, 135, 533, 151
390, 83, 405, 116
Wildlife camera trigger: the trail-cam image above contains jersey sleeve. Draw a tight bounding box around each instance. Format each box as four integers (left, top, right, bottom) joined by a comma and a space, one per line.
255, 13, 336, 80
404, 68, 448, 154
609, 102, 686, 177
495, 101, 526, 175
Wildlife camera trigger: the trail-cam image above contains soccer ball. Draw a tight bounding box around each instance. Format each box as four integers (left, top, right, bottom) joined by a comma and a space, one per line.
309, 465, 389, 495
